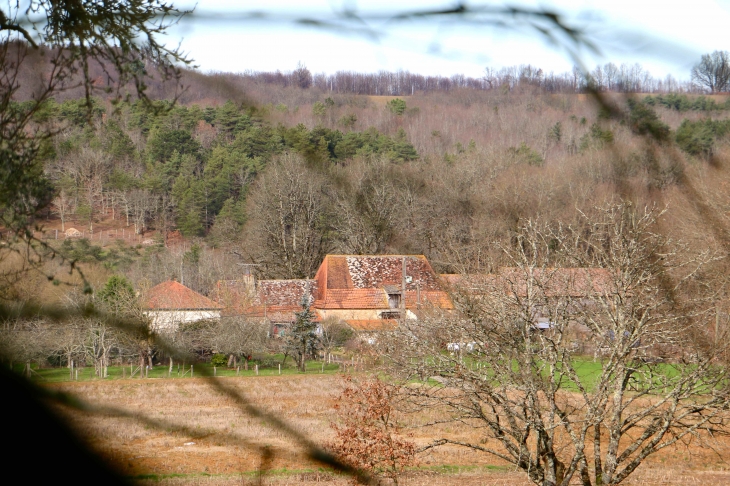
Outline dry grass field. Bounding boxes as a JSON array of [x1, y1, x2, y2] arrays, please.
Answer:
[[50, 374, 730, 485]]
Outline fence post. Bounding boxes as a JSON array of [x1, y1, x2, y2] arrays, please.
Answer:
[[278, 363, 281, 375], [255, 364, 258, 376], [191, 365, 193, 378]]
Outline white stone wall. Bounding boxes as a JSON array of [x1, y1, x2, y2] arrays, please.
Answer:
[[145, 309, 220, 332]]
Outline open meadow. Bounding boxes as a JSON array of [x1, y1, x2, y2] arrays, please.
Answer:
[[48, 373, 730, 485]]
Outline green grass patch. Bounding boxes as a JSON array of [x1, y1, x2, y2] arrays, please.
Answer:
[[19, 357, 343, 383], [407, 354, 695, 394]]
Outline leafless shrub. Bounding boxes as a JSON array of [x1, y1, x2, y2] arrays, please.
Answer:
[[328, 376, 416, 485]]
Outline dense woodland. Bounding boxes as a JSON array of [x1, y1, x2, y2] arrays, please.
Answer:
[[3, 53, 730, 305]]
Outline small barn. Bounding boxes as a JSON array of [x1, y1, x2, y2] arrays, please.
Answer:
[[143, 280, 222, 332]]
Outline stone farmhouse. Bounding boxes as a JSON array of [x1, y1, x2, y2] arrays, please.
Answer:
[[216, 254, 454, 335], [143, 258, 609, 342], [312, 254, 453, 331]]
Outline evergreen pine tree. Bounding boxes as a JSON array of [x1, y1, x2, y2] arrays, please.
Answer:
[[287, 290, 319, 372]]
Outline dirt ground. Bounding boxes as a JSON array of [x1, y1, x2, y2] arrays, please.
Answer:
[[50, 374, 730, 485]]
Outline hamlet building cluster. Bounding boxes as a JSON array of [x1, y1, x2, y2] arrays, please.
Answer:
[[143, 254, 609, 339]]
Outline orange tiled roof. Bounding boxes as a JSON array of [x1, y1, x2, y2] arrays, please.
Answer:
[[314, 255, 453, 310], [145, 281, 222, 310], [447, 268, 612, 298], [405, 290, 455, 310], [216, 279, 317, 322], [440, 274, 462, 285], [316, 288, 389, 309], [498, 267, 612, 297], [346, 319, 398, 332]]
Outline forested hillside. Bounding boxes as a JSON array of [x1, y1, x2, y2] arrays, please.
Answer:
[[12, 66, 730, 299]]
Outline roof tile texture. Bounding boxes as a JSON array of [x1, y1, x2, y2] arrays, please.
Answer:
[[446, 268, 612, 298], [315, 255, 453, 310], [145, 281, 222, 310], [216, 279, 315, 319], [316, 288, 389, 309]]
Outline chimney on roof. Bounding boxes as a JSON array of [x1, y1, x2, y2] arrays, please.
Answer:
[[237, 263, 259, 297], [242, 273, 255, 296]]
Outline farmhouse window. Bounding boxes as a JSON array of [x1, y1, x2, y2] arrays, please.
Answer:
[[387, 293, 401, 309]]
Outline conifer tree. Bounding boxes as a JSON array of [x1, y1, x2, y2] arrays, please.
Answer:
[[286, 291, 318, 372]]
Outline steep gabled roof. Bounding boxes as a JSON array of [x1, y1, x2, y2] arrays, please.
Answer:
[[145, 281, 222, 310], [216, 279, 317, 322], [498, 267, 612, 297], [317, 288, 389, 309], [247, 279, 317, 317], [445, 268, 612, 298], [313, 255, 453, 310]]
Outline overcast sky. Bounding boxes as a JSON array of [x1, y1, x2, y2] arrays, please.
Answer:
[[168, 1, 730, 80]]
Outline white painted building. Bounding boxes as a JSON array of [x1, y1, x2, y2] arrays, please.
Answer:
[[143, 280, 222, 332]]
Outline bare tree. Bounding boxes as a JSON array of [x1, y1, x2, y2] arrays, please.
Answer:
[[0, 318, 54, 375], [332, 160, 404, 254], [243, 152, 333, 279], [202, 316, 269, 367], [57, 147, 113, 231], [319, 316, 354, 363], [51, 188, 73, 232], [382, 203, 729, 486], [49, 321, 84, 374], [128, 189, 156, 235], [691, 50, 730, 93], [83, 318, 117, 378]]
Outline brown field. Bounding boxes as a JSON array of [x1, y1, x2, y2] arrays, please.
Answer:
[[50, 375, 730, 485]]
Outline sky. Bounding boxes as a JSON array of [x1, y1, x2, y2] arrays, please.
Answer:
[[167, 1, 730, 80]]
